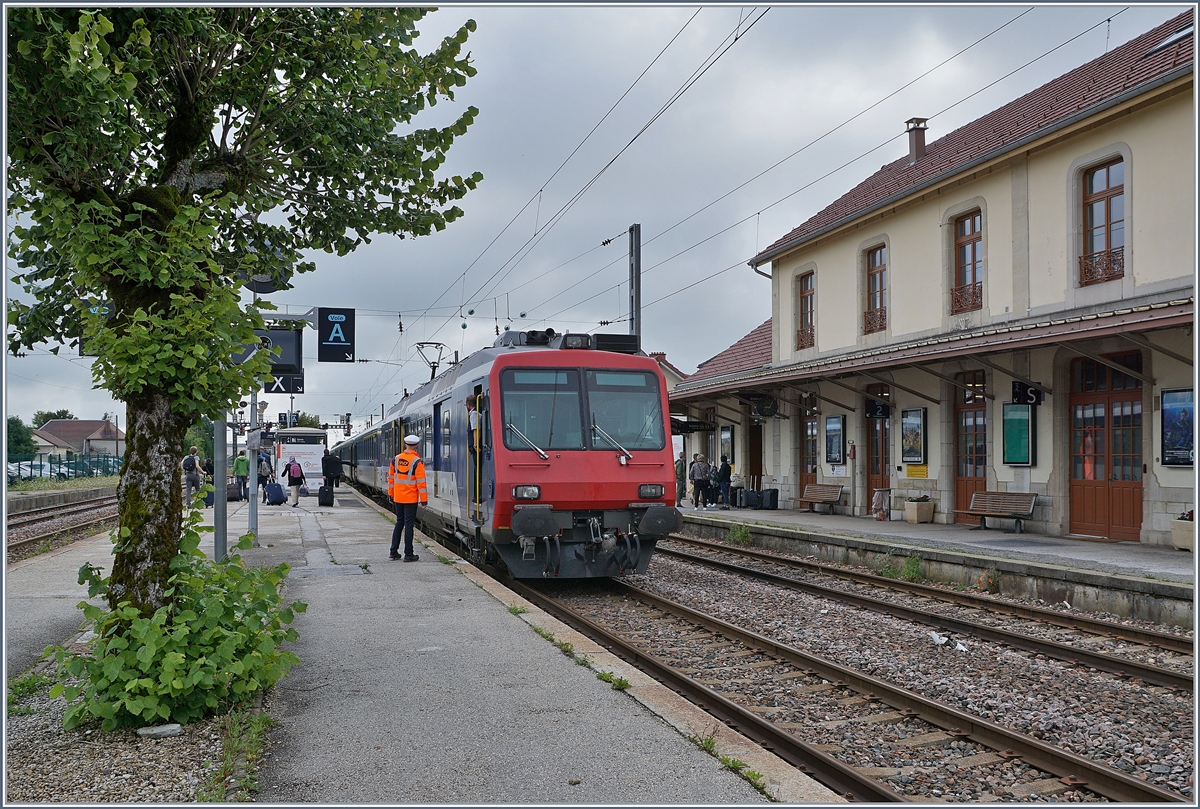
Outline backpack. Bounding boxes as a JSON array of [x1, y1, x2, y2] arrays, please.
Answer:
[[258, 458, 272, 478], [288, 462, 302, 479], [183, 455, 196, 473]]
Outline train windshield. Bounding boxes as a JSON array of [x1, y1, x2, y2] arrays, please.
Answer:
[[586, 370, 665, 451], [500, 369, 584, 450]]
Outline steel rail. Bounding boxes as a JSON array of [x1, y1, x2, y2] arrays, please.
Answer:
[[658, 544, 1192, 692], [669, 534, 1193, 655], [6, 515, 118, 552], [509, 578, 908, 803], [608, 580, 1186, 804], [6, 496, 119, 529]]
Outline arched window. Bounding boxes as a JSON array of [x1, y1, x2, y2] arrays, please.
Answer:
[[1080, 158, 1124, 285]]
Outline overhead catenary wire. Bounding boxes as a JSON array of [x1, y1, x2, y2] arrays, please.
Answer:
[[533, 8, 1130, 328]]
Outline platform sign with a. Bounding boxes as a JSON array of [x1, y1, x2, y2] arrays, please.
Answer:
[[264, 374, 304, 394], [317, 308, 355, 362]]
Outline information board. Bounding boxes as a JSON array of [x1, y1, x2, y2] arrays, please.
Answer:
[[1002, 403, 1036, 466]]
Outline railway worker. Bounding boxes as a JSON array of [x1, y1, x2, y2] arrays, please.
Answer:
[[321, 448, 341, 489], [284, 455, 306, 507], [388, 434, 428, 562], [181, 446, 204, 504], [232, 450, 250, 501], [466, 397, 479, 453], [674, 452, 687, 507]]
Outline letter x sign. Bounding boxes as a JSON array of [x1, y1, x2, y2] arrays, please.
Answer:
[[264, 374, 304, 394], [318, 308, 355, 362]]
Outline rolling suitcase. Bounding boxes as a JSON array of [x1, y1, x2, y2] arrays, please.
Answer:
[[745, 490, 761, 509], [761, 488, 779, 510], [736, 488, 747, 508], [227, 476, 243, 501], [318, 485, 334, 507], [203, 490, 215, 508], [265, 482, 287, 505]]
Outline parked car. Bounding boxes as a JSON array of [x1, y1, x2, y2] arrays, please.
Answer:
[[9, 461, 67, 481]]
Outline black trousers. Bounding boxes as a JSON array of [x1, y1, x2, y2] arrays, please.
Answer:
[[390, 502, 418, 557]]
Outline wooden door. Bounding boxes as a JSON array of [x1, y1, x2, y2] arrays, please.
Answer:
[[954, 370, 988, 525], [1069, 354, 1143, 540], [748, 422, 763, 489], [799, 415, 818, 491], [866, 384, 891, 493]]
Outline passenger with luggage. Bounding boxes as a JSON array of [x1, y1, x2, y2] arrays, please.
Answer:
[[388, 434, 428, 561], [181, 446, 204, 504], [716, 455, 732, 509], [321, 449, 341, 489], [232, 450, 250, 501], [688, 454, 711, 509], [284, 455, 306, 507], [258, 453, 274, 503]]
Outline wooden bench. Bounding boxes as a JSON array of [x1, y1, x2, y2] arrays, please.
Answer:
[[954, 491, 1038, 534], [793, 484, 844, 514]]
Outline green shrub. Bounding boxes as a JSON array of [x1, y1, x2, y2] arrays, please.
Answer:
[[900, 555, 923, 583], [45, 513, 306, 731], [725, 524, 752, 546]]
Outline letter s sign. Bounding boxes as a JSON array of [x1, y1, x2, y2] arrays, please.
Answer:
[[1012, 381, 1044, 405]]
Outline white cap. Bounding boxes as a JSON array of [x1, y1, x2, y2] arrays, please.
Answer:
[[404, 435, 420, 445]]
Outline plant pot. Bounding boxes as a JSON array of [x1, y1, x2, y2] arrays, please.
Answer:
[[905, 501, 935, 524], [1170, 519, 1193, 551]]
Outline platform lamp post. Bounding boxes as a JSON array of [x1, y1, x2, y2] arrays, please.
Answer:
[[248, 393, 262, 545]]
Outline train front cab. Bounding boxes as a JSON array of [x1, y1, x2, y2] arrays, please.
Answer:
[[486, 349, 682, 578]]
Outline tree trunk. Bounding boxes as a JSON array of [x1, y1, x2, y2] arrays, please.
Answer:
[[107, 391, 193, 614]]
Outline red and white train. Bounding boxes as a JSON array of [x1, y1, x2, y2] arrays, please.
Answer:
[[332, 329, 681, 577]]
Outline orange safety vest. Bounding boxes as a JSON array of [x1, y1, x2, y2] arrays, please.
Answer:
[[388, 448, 428, 504]]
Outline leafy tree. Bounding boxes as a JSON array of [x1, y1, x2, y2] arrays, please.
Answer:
[[295, 412, 322, 429], [8, 8, 482, 614], [6, 416, 37, 457], [183, 416, 215, 464], [32, 409, 76, 428]]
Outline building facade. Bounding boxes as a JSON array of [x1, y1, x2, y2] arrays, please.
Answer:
[[671, 13, 1194, 545]]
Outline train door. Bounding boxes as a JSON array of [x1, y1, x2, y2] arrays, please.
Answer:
[[467, 382, 492, 524]]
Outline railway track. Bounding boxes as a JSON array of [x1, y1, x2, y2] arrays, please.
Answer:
[[6, 497, 119, 554], [6, 496, 118, 530], [522, 579, 1186, 803], [657, 536, 1193, 691]]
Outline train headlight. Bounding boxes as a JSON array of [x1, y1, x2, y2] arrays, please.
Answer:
[[638, 484, 665, 499], [563, 333, 592, 349], [513, 485, 541, 500]]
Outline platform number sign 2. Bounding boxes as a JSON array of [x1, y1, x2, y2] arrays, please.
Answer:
[[318, 308, 355, 363]]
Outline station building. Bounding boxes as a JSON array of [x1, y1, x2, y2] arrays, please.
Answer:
[[670, 12, 1195, 545]]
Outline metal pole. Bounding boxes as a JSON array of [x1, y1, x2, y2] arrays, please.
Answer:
[[248, 390, 259, 545], [213, 414, 228, 562], [628, 224, 641, 348]]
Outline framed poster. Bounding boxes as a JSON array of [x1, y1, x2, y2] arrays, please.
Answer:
[[825, 415, 845, 464], [901, 408, 926, 464], [1161, 388, 1194, 466], [720, 425, 734, 465], [1002, 403, 1037, 466]]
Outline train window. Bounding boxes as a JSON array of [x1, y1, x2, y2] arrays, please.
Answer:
[[500, 368, 584, 451], [442, 407, 451, 461], [586, 370, 665, 451]]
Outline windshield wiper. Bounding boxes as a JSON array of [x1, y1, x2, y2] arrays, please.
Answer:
[[505, 423, 549, 460], [592, 416, 633, 461]]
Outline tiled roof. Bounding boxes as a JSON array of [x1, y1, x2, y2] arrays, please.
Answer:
[[31, 427, 73, 449], [38, 419, 124, 451], [753, 11, 1194, 264], [686, 319, 773, 384]]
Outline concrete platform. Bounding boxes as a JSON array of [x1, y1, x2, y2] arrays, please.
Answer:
[[5, 490, 843, 804]]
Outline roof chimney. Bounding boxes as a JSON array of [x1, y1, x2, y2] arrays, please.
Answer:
[[906, 117, 928, 163], [649, 352, 667, 363]]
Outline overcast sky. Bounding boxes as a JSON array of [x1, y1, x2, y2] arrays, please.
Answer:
[[4, 3, 1188, 439]]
